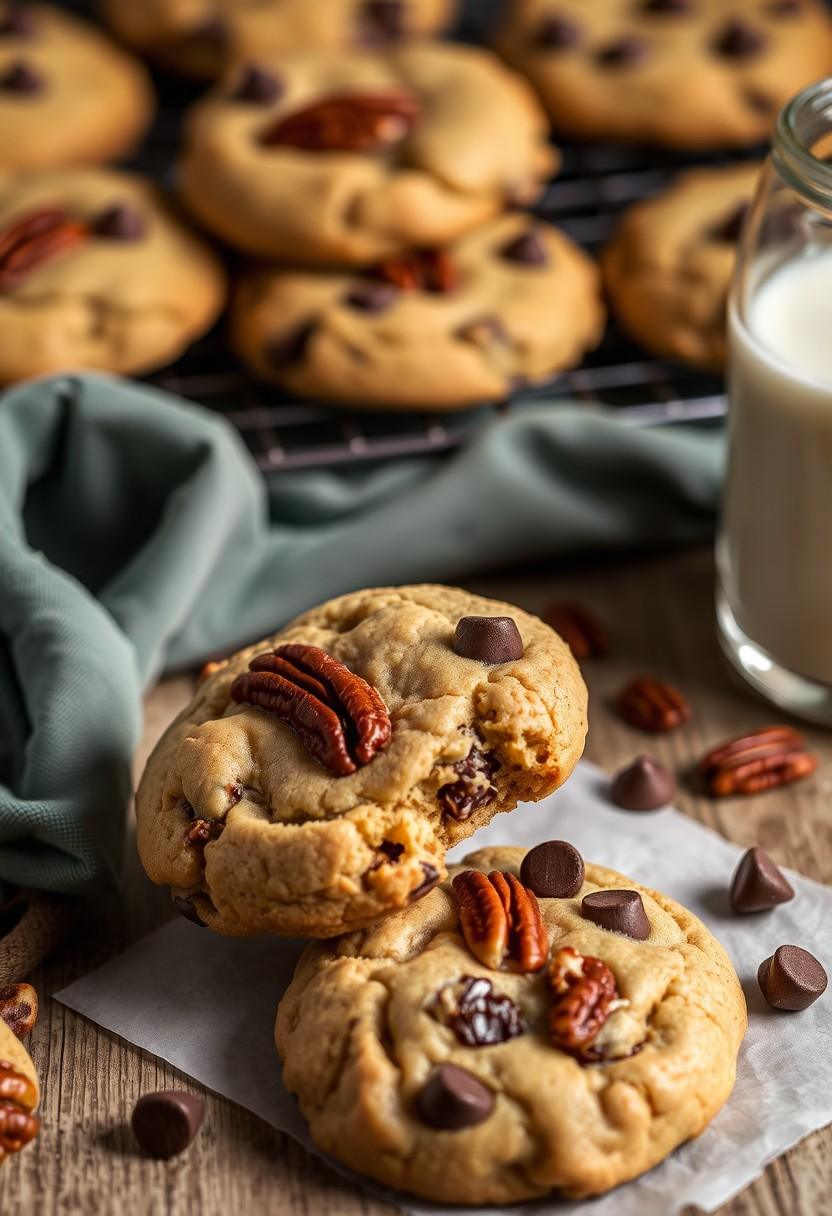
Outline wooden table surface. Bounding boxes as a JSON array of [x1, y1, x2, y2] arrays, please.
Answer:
[[7, 547, 832, 1215]]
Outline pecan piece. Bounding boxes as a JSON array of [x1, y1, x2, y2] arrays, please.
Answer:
[[0, 207, 88, 292], [0, 984, 37, 1039], [701, 726, 818, 796], [617, 676, 691, 733], [374, 248, 458, 294], [230, 643, 392, 777], [0, 1061, 38, 1161], [544, 602, 608, 659], [548, 946, 621, 1062], [261, 89, 420, 152], [453, 870, 547, 973]]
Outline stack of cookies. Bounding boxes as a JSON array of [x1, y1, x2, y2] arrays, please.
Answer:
[[135, 584, 748, 1203]]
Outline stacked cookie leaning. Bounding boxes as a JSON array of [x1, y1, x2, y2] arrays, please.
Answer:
[[136, 585, 747, 1202]]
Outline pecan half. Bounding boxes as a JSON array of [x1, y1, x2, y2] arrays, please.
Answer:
[[438, 738, 500, 822], [260, 89, 420, 152], [230, 643, 392, 777], [544, 602, 608, 660], [701, 726, 818, 796], [0, 1061, 39, 1161], [0, 985, 37, 1039], [0, 207, 88, 292], [617, 676, 691, 733], [374, 248, 458, 294], [453, 870, 547, 973], [548, 946, 621, 1062]]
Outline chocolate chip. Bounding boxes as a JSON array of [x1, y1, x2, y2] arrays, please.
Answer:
[[344, 281, 397, 313], [582, 890, 651, 940], [131, 1091, 204, 1159], [709, 202, 749, 244], [417, 1063, 494, 1129], [171, 891, 207, 927], [232, 64, 282, 104], [712, 18, 765, 58], [642, 0, 690, 11], [0, 59, 42, 93], [596, 36, 649, 67], [380, 840, 405, 863], [533, 14, 581, 49], [266, 323, 315, 369], [445, 977, 525, 1046], [93, 202, 146, 241], [0, 7, 35, 36], [500, 230, 548, 266], [362, 0, 404, 41], [438, 741, 500, 822], [410, 862, 440, 902], [453, 616, 524, 665], [730, 847, 794, 913], [520, 841, 585, 898], [611, 756, 675, 811], [758, 945, 827, 1010]]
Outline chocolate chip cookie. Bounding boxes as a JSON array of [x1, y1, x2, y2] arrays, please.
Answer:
[[497, 0, 832, 149], [231, 214, 604, 410], [178, 42, 556, 264], [0, 168, 226, 383], [136, 587, 587, 938], [102, 0, 457, 79], [603, 162, 761, 369], [0, 1017, 40, 1166], [277, 843, 746, 1204], [0, 4, 153, 170]]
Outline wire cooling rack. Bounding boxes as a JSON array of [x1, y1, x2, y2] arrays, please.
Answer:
[[72, 0, 742, 472]]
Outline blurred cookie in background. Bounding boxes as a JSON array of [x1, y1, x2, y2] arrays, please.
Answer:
[[0, 4, 154, 170], [0, 169, 226, 384], [101, 0, 458, 80], [178, 42, 556, 265], [496, 0, 832, 149], [602, 162, 762, 371], [231, 214, 605, 410]]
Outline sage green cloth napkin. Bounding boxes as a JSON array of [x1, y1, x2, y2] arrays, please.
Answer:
[[0, 374, 723, 894]]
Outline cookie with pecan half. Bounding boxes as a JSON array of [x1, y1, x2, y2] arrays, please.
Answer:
[[136, 586, 587, 938], [276, 844, 745, 1204], [178, 42, 556, 265]]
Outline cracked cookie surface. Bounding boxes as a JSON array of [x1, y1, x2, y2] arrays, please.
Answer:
[[136, 586, 587, 938], [231, 214, 604, 411], [178, 42, 556, 265], [496, 0, 832, 150], [276, 844, 746, 1204], [0, 168, 226, 383], [0, 3, 153, 170], [603, 162, 761, 371]]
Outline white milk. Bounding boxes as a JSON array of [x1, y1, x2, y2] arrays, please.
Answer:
[[721, 250, 832, 684]]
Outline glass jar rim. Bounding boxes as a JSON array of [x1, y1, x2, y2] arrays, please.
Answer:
[[775, 77, 832, 210]]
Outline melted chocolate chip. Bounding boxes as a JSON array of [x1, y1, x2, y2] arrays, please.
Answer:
[[596, 36, 649, 67], [445, 977, 525, 1046], [171, 891, 207, 927], [533, 13, 581, 49], [710, 202, 749, 243], [712, 18, 765, 58], [582, 889, 651, 940], [362, 0, 405, 41], [232, 64, 282, 105], [0, 59, 42, 93], [417, 1063, 494, 1129], [610, 756, 675, 811], [520, 840, 585, 898], [410, 862, 440, 902], [266, 323, 316, 369], [453, 616, 524, 664], [380, 840, 405, 863], [132, 1092, 204, 1159], [730, 847, 794, 913], [438, 740, 500, 822], [501, 229, 548, 266], [93, 202, 146, 241], [343, 281, 398, 313], [758, 945, 827, 1010], [0, 7, 34, 36]]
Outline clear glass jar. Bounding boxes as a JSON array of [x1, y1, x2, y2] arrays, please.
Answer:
[[717, 78, 832, 724]]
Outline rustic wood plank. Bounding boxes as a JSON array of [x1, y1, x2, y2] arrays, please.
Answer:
[[6, 549, 831, 1214]]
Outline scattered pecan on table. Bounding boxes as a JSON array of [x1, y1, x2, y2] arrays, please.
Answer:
[[0, 1062, 39, 1161], [453, 869, 548, 973], [544, 602, 608, 660], [617, 675, 691, 733], [701, 725, 818, 796], [548, 945, 624, 1063], [230, 643, 392, 777], [260, 89, 420, 152], [0, 208, 89, 292]]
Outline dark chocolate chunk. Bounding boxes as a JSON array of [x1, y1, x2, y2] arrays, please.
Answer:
[[610, 756, 675, 811], [582, 889, 651, 940], [362, 0, 405, 41], [758, 944, 827, 1010], [344, 281, 398, 313], [712, 18, 765, 58], [0, 59, 42, 93], [417, 1063, 494, 1129], [520, 840, 585, 898], [501, 229, 548, 266], [380, 840, 405, 863], [596, 36, 649, 67], [131, 1091, 204, 1159], [642, 0, 690, 11], [445, 977, 525, 1047], [438, 741, 500, 822], [232, 64, 283, 105], [533, 14, 581, 49], [453, 616, 524, 664], [265, 323, 316, 369], [410, 862, 440, 902], [93, 202, 146, 241], [0, 7, 35, 36], [171, 891, 207, 928], [730, 847, 794, 913], [710, 202, 749, 243]]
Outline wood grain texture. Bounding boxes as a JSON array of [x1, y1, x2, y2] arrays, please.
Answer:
[[5, 548, 832, 1214]]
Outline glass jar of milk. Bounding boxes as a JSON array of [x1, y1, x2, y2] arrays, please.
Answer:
[[718, 78, 832, 723]]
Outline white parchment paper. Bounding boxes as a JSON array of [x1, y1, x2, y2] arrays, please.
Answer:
[[56, 763, 832, 1215]]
